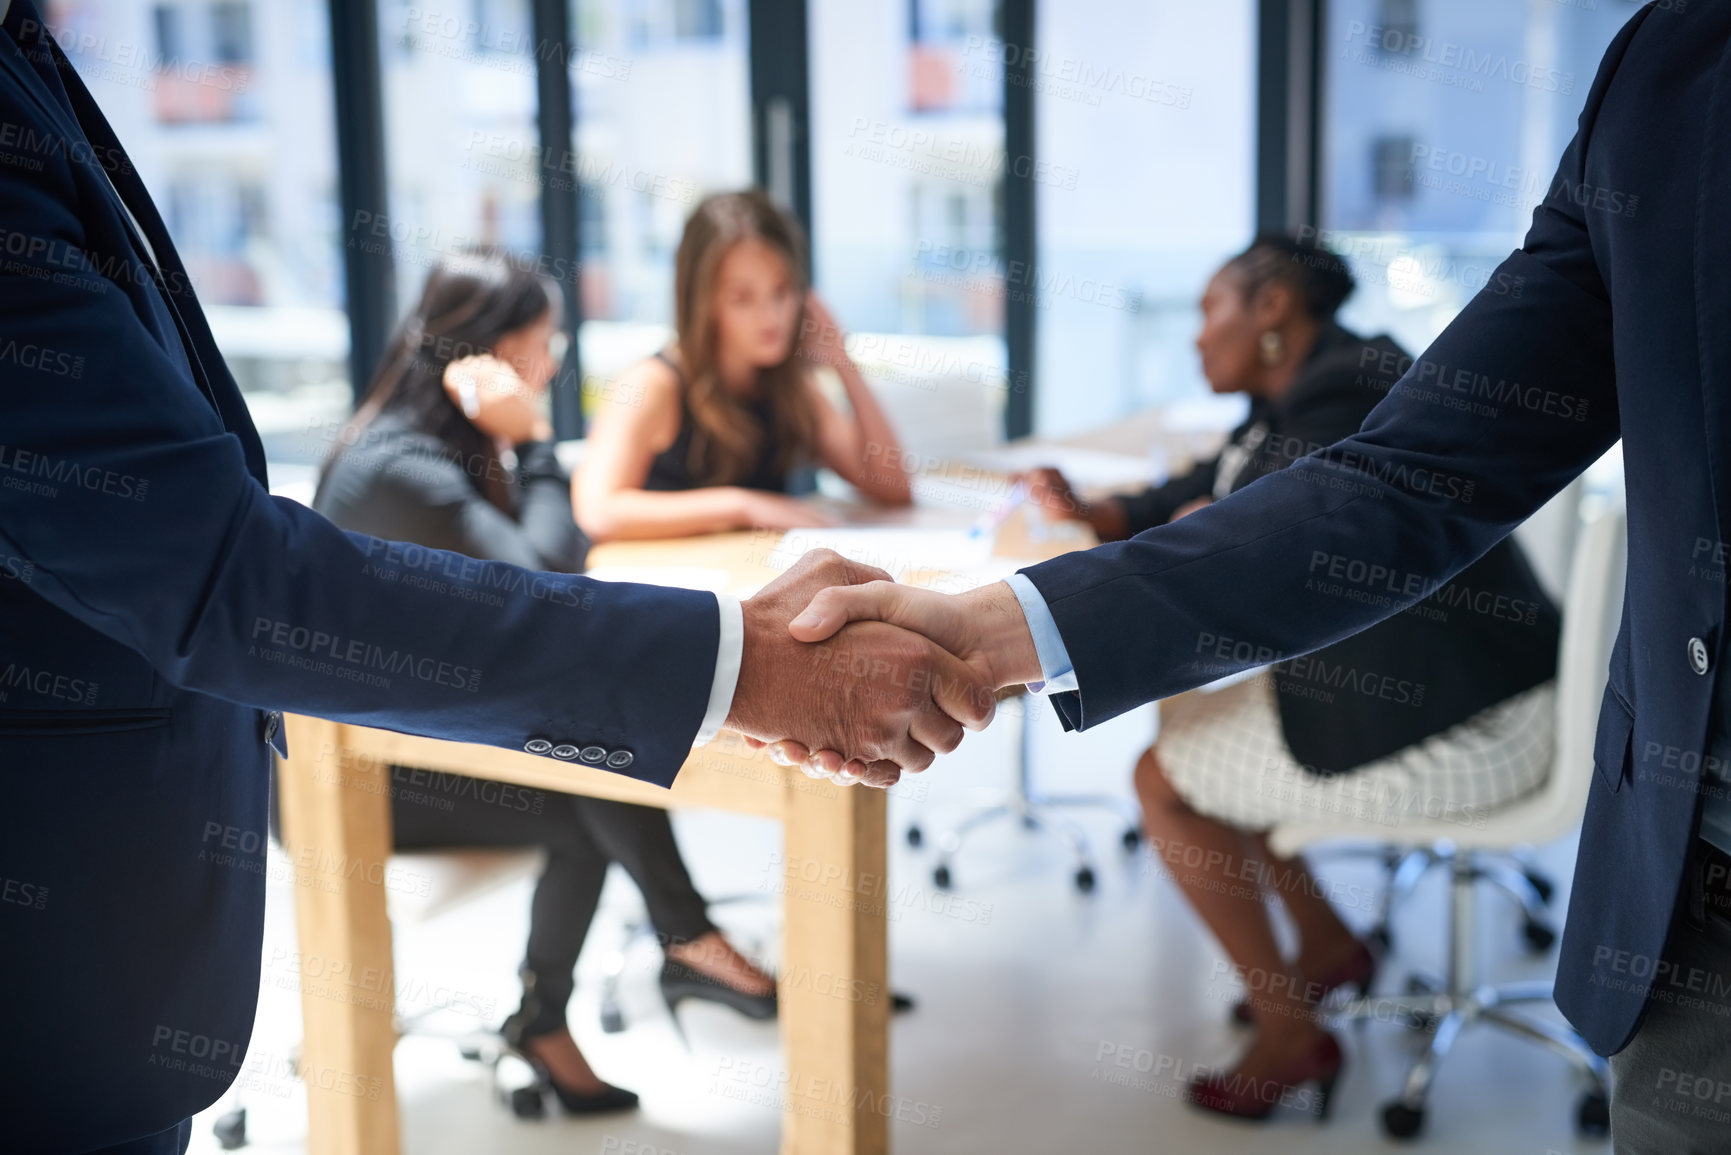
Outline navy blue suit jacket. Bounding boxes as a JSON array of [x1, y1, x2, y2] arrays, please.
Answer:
[[1025, 0, 1717, 1058], [0, 5, 717, 1149]]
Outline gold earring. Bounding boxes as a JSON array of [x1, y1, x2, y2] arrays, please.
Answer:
[[1258, 330, 1284, 366]]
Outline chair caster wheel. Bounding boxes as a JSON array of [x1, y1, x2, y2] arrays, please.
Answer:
[[1577, 1090, 1611, 1137], [509, 1085, 547, 1118], [212, 1107, 247, 1150], [933, 863, 952, 889], [1523, 919, 1557, 953], [1525, 869, 1556, 904], [1075, 866, 1096, 892], [1381, 1100, 1425, 1140], [600, 1004, 626, 1034], [1121, 827, 1141, 850], [459, 1044, 484, 1062], [906, 825, 923, 848]]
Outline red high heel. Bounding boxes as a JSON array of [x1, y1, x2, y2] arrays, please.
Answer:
[[1186, 1031, 1344, 1122], [1230, 939, 1378, 1026]]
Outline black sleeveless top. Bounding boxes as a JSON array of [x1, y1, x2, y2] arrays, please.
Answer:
[[641, 352, 790, 493]]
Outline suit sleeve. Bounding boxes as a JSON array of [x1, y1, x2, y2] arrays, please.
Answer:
[[0, 120, 713, 787], [1019, 8, 1647, 732]]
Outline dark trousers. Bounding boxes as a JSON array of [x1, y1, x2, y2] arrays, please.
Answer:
[[86, 1119, 191, 1155], [1609, 865, 1731, 1153], [388, 766, 715, 1036]]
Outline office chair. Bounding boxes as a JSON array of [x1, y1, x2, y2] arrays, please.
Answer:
[[905, 691, 1143, 892], [1289, 478, 1588, 958], [1266, 496, 1627, 1142]]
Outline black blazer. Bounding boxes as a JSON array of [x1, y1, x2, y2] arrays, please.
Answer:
[[1119, 325, 1560, 777], [0, 5, 719, 1148], [1020, 1, 1719, 1058], [313, 412, 590, 575]]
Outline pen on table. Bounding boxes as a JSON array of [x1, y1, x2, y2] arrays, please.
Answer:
[[971, 479, 1029, 539]]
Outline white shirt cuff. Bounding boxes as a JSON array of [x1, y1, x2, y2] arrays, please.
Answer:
[[695, 592, 743, 746], [1003, 573, 1079, 695]]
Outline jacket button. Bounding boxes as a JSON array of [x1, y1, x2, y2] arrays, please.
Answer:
[[525, 738, 553, 755], [579, 745, 607, 764], [605, 749, 634, 770], [551, 744, 579, 760], [1690, 637, 1711, 676]]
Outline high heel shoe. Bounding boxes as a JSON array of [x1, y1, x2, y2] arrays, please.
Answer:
[[1229, 939, 1378, 1026], [660, 957, 778, 1021], [1186, 1031, 1344, 1122], [500, 1003, 639, 1118], [518, 1050, 640, 1116]]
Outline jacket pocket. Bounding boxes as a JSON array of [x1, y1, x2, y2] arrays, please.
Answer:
[[0, 707, 171, 736], [1592, 683, 1634, 794]]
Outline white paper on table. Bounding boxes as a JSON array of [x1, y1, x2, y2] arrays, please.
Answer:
[[770, 527, 996, 581], [582, 565, 734, 593]]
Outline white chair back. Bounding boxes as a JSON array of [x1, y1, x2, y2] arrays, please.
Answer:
[[1267, 495, 1628, 857], [1513, 478, 1586, 603]]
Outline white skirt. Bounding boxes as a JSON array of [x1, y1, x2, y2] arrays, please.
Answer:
[[1155, 673, 1555, 833]]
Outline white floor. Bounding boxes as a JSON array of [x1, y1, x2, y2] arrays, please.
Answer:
[[191, 697, 1607, 1155]]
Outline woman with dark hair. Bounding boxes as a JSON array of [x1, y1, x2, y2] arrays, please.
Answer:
[[1028, 234, 1561, 1121], [575, 189, 911, 541], [312, 249, 776, 1117]]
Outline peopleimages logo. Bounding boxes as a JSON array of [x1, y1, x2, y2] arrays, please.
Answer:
[[0, 662, 99, 705], [0, 444, 147, 500], [248, 617, 482, 692]]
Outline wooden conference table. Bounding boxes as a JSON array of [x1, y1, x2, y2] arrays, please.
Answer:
[[274, 493, 1104, 1155]]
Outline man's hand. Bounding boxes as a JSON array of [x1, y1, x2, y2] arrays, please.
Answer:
[[790, 580, 1043, 688], [725, 550, 997, 788], [763, 579, 1044, 774]]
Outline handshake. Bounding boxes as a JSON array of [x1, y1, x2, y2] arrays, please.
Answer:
[[721, 549, 1046, 789]]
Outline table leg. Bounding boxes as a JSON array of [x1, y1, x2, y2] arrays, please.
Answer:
[[275, 715, 401, 1155], [779, 781, 890, 1155]]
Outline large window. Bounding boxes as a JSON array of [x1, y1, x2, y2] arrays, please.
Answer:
[[46, 3, 1597, 472], [570, 0, 751, 319], [812, 0, 1003, 343], [376, 0, 544, 316], [807, 0, 1007, 464], [1033, 0, 1255, 437], [1321, 0, 1642, 357], [567, 0, 753, 411], [44, 0, 348, 471]]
